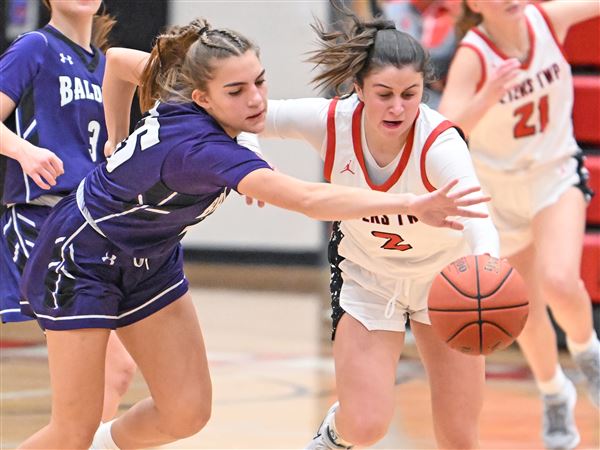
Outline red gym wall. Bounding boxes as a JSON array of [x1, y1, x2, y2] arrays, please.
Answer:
[[567, 17, 600, 304]]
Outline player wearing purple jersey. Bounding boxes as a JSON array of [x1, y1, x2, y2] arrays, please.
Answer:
[[18, 18, 492, 449], [0, 0, 135, 423]]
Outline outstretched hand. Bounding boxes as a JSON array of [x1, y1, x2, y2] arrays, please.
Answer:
[[17, 143, 64, 190], [411, 179, 490, 230]]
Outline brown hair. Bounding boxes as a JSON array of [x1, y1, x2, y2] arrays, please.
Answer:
[[307, 0, 434, 96], [456, 1, 483, 41], [138, 18, 258, 112], [42, 0, 115, 53]]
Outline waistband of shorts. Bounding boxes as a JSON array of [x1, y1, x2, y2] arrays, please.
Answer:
[[5, 194, 64, 209], [76, 180, 107, 238], [474, 154, 576, 180]]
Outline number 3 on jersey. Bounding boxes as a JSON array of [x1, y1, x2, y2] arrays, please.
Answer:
[[513, 94, 549, 138], [88, 120, 100, 162]]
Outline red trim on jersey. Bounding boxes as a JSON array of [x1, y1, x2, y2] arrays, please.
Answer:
[[533, 3, 568, 61], [351, 102, 418, 192], [458, 43, 487, 93], [324, 97, 339, 182], [471, 18, 536, 70], [420, 121, 456, 193]]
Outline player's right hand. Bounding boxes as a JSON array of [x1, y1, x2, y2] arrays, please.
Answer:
[[482, 58, 521, 106], [104, 139, 117, 157], [17, 142, 64, 190]]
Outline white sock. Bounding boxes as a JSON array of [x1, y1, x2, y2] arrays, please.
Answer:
[[537, 365, 568, 396], [326, 410, 353, 448], [567, 332, 599, 356], [90, 419, 119, 450]]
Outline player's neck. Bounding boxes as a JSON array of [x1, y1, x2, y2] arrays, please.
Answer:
[[363, 120, 409, 168], [481, 19, 530, 62], [49, 14, 94, 52]]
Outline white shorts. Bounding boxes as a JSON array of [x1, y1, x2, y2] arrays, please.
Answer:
[[337, 260, 435, 333], [475, 154, 591, 258]]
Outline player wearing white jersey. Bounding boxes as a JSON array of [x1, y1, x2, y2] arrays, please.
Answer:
[[261, 4, 500, 449], [440, 2, 600, 449], [265, 96, 498, 326]]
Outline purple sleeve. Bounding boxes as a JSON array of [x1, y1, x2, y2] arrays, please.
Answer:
[[0, 32, 48, 103], [162, 139, 272, 194]]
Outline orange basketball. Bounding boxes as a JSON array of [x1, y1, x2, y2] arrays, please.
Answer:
[[428, 254, 529, 355]]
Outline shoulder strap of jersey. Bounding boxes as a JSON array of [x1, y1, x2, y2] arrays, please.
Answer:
[[530, 3, 568, 61], [420, 121, 463, 192], [324, 97, 339, 182]]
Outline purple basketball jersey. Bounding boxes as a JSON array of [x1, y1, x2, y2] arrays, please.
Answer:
[[79, 101, 271, 257], [0, 25, 107, 204]]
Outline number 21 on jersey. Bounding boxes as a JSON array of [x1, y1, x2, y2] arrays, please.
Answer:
[[513, 94, 549, 138]]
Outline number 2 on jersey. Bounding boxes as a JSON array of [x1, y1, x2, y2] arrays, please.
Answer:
[[513, 95, 549, 138], [371, 231, 412, 251]]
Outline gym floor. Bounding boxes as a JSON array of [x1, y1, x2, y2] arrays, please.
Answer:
[[1, 265, 598, 449]]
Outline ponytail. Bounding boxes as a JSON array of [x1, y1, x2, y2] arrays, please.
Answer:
[[138, 18, 257, 112], [308, 0, 434, 95], [456, 1, 483, 41]]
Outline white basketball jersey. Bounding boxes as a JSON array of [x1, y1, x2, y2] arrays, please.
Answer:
[[325, 95, 469, 279], [461, 4, 578, 172]]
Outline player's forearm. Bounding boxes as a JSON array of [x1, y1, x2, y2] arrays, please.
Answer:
[[441, 92, 494, 136], [462, 216, 500, 257], [0, 121, 28, 160], [299, 182, 417, 221]]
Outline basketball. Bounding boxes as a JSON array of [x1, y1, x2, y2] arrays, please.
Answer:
[[428, 254, 529, 355]]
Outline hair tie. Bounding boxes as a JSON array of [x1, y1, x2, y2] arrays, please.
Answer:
[[376, 21, 396, 31], [197, 25, 210, 36]]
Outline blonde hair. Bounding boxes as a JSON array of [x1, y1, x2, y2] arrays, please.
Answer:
[[138, 18, 258, 112], [42, 0, 115, 53]]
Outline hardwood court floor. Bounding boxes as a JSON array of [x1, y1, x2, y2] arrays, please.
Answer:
[[1, 284, 599, 449]]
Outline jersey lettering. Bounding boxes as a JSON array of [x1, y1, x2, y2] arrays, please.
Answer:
[[362, 215, 390, 225], [59, 75, 102, 107]]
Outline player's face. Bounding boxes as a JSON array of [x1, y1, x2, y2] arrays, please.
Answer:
[[49, 0, 102, 17], [193, 51, 267, 138], [467, 0, 526, 23], [356, 64, 423, 141]]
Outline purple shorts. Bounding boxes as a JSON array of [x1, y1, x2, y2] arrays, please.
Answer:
[[1, 204, 52, 322], [20, 195, 189, 331]]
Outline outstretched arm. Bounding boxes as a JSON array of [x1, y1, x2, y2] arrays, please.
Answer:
[[102, 48, 150, 154], [424, 128, 500, 256], [237, 168, 489, 228], [539, 0, 600, 43]]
